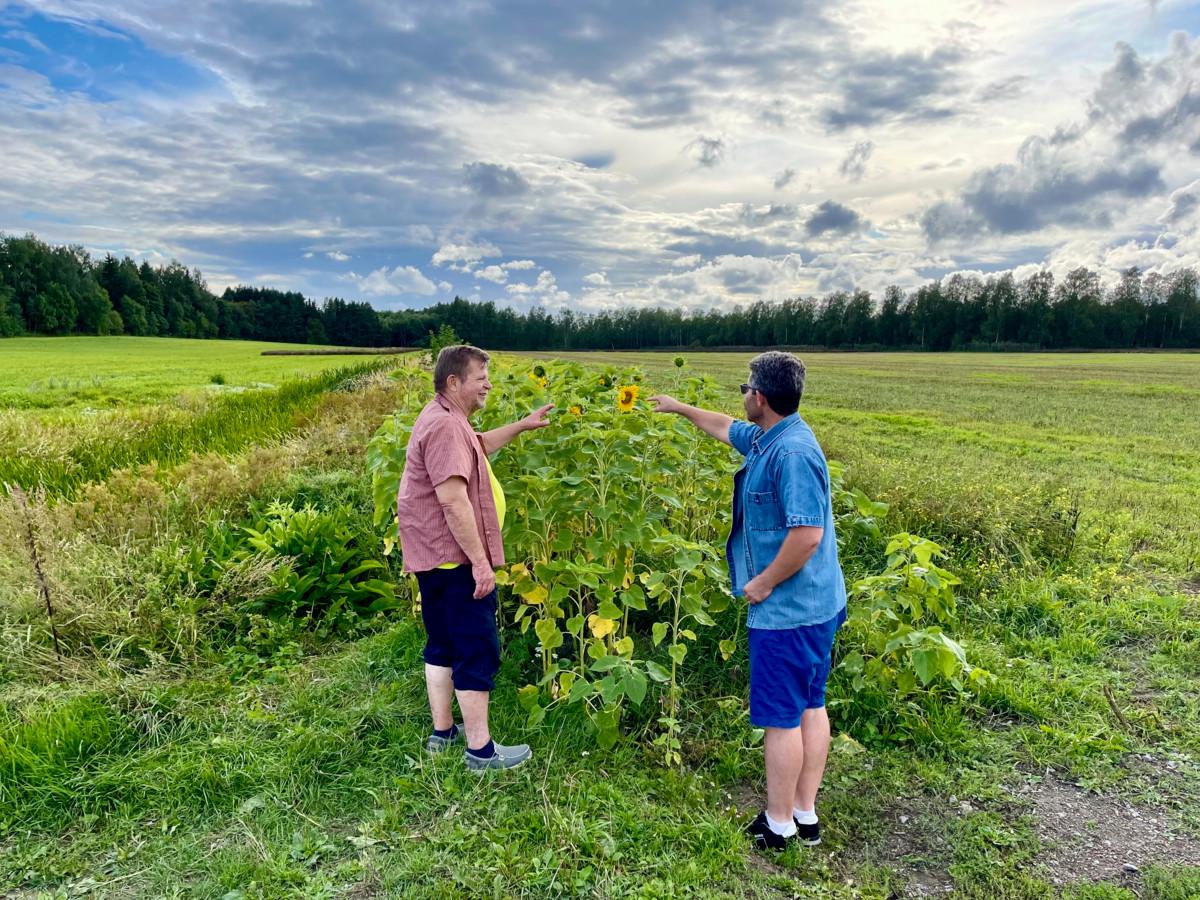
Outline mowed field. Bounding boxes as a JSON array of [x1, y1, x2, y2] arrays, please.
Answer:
[[0, 337, 378, 410], [1, 341, 1199, 899]]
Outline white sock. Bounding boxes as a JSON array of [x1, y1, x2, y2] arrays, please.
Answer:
[[793, 807, 818, 825], [766, 812, 797, 838]]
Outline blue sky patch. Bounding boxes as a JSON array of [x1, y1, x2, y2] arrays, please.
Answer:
[[0, 7, 218, 101]]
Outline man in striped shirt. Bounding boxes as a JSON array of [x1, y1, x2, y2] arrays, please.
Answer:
[[397, 345, 552, 771]]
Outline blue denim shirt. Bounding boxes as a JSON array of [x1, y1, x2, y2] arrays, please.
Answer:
[[727, 414, 848, 629]]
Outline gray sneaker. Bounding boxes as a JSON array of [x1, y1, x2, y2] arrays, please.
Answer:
[[464, 742, 532, 771], [426, 725, 463, 754]]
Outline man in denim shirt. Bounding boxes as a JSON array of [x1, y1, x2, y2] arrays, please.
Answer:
[[652, 351, 847, 851]]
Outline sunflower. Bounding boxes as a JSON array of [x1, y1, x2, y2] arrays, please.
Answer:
[[616, 384, 639, 411], [569, 404, 583, 416]]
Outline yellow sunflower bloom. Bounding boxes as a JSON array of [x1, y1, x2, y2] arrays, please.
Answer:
[[616, 384, 639, 411], [569, 405, 583, 416]]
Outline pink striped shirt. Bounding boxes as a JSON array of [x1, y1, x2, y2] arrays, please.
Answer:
[[396, 393, 505, 573]]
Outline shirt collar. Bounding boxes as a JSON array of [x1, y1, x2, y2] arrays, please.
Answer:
[[751, 413, 800, 453], [434, 392, 471, 424]]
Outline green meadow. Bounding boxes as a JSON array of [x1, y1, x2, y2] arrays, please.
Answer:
[[1, 342, 1198, 899], [546, 351, 1200, 575]]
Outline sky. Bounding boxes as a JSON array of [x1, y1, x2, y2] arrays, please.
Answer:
[[1, 0, 1199, 313]]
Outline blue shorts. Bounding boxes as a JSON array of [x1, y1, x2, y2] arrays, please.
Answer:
[[415, 566, 501, 692], [748, 607, 846, 728]]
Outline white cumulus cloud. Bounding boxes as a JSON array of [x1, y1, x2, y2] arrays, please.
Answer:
[[350, 265, 439, 296]]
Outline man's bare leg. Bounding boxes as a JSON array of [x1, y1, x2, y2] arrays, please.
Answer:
[[794, 706, 831, 812], [425, 663, 455, 731], [764, 725, 806, 824], [456, 689, 492, 750]]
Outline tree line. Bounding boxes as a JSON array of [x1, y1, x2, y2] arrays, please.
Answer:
[[2, 232, 1197, 350]]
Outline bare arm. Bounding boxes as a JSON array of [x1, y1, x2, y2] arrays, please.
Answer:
[[433, 476, 495, 599], [478, 403, 554, 454], [649, 394, 734, 446], [742, 526, 824, 604]]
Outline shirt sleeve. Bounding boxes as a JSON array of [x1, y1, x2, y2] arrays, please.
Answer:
[[728, 420, 760, 457], [777, 449, 829, 528], [423, 419, 476, 488]]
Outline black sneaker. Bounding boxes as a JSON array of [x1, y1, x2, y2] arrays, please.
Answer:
[[792, 817, 821, 846], [745, 811, 793, 851]]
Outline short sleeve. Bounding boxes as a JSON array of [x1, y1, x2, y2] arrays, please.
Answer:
[[423, 419, 476, 487], [778, 450, 829, 528], [728, 420, 760, 457]]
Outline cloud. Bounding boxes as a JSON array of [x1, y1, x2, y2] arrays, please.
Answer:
[[805, 200, 865, 237], [1074, 35, 1200, 153], [431, 240, 501, 270], [741, 203, 797, 227], [922, 140, 1164, 240], [576, 152, 615, 169], [819, 46, 962, 130], [350, 264, 438, 297], [326, 250, 349, 261], [476, 264, 508, 283], [686, 135, 725, 168], [583, 271, 609, 286], [773, 167, 796, 190], [838, 141, 873, 182], [502, 259, 536, 270], [1161, 180, 1200, 225], [505, 269, 570, 306], [581, 254, 806, 309], [463, 162, 530, 198], [977, 75, 1029, 103]]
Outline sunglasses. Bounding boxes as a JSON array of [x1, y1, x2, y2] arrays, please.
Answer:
[[739, 383, 759, 395]]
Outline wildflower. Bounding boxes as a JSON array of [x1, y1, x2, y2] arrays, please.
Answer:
[[616, 384, 639, 411]]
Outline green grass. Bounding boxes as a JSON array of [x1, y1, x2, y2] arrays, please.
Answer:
[[1, 348, 1199, 897], [0, 339, 405, 495], [0, 337, 371, 411]]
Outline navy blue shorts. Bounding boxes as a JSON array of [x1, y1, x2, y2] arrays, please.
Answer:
[[415, 566, 500, 692], [748, 607, 846, 728]]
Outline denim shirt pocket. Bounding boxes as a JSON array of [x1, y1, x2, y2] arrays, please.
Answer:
[[746, 490, 785, 531]]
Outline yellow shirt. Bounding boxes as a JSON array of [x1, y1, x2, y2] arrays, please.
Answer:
[[437, 455, 505, 569]]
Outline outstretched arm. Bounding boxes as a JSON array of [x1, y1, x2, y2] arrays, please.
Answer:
[[479, 403, 554, 454], [649, 394, 733, 446]]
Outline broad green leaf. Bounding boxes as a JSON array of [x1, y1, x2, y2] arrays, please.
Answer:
[[667, 643, 688, 665], [652, 622, 669, 646], [621, 586, 647, 610], [645, 661, 671, 683], [912, 647, 939, 685], [588, 654, 622, 672], [534, 618, 564, 651], [517, 684, 540, 711], [623, 669, 648, 707]]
